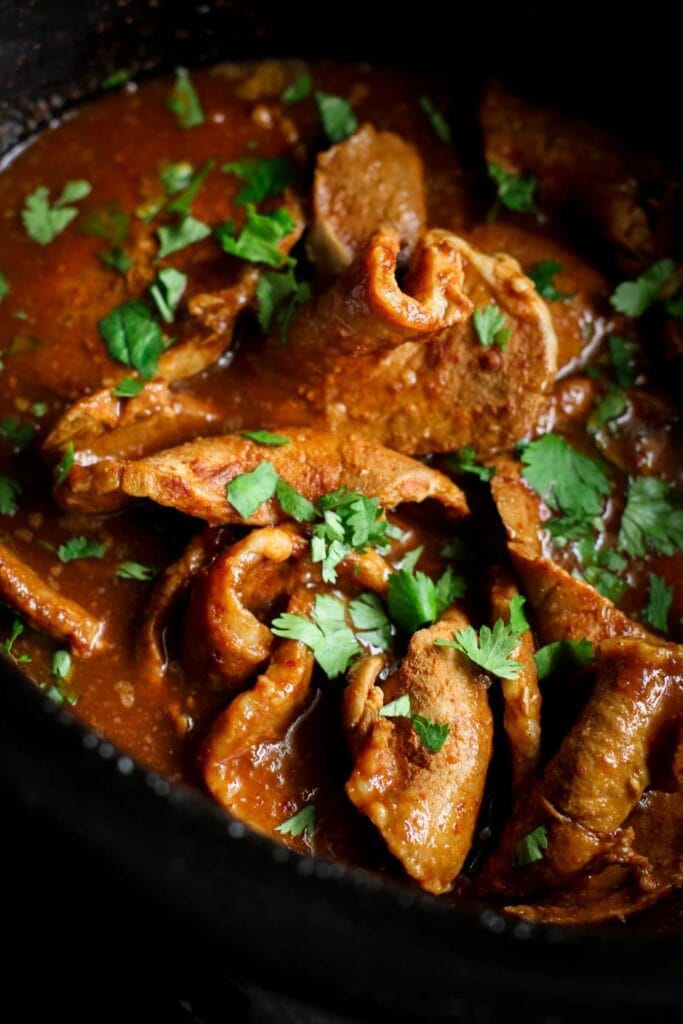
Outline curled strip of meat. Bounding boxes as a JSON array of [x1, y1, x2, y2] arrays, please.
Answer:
[[119, 428, 468, 525], [308, 123, 427, 276], [201, 590, 315, 827], [183, 524, 307, 690], [489, 567, 541, 795], [0, 542, 104, 655], [136, 528, 230, 687], [283, 228, 471, 373], [490, 458, 649, 644], [344, 608, 493, 894]]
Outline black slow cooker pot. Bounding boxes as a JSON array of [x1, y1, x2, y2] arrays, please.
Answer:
[[1, 3, 681, 1020]]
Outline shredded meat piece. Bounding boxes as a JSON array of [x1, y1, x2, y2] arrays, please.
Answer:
[[0, 542, 104, 655], [344, 608, 493, 894], [307, 123, 426, 276], [480, 83, 680, 274], [118, 428, 469, 525]]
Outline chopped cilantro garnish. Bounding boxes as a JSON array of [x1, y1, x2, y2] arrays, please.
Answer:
[[399, 546, 423, 573], [315, 91, 358, 143], [411, 715, 450, 753], [312, 489, 389, 584], [102, 68, 134, 89], [0, 416, 35, 452], [608, 335, 638, 388], [388, 563, 465, 635], [222, 156, 295, 206], [215, 205, 295, 267], [589, 386, 629, 432], [226, 461, 279, 518], [610, 258, 676, 318], [514, 825, 548, 867], [116, 561, 157, 581], [618, 476, 683, 558], [241, 430, 291, 446], [521, 434, 611, 523], [435, 618, 523, 679], [55, 441, 75, 486], [46, 678, 78, 706], [160, 161, 195, 195], [112, 376, 144, 398], [79, 203, 128, 244], [642, 573, 673, 633], [527, 260, 573, 302], [473, 304, 511, 349], [379, 694, 411, 718], [256, 266, 311, 343], [57, 536, 105, 563], [281, 73, 312, 105], [98, 298, 164, 379], [272, 593, 361, 678], [448, 447, 494, 482], [99, 247, 132, 274], [534, 639, 594, 680], [166, 159, 215, 216], [488, 163, 537, 216], [581, 546, 628, 604], [166, 67, 204, 129], [3, 618, 30, 660], [418, 96, 451, 143], [31, 402, 48, 418], [666, 294, 683, 318], [0, 271, 9, 302], [274, 477, 317, 522], [157, 215, 212, 258], [148, 267, 187, 323], [508, 593, 530, 635], [275, 804, 316, 837], [51, 649, 72, 680], [0, 475, 22, 515], [348, 593, 392, 651], [22, 181, 91, 245]]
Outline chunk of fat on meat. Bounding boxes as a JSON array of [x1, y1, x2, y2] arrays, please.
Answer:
[[0, 542, 104, 655], [119, 428, 469, 525], [343, 609, 493, 894], [316, 231, 558, 456], [490, 458, 649, 645], [44, 382, 227, 514], [200, 591, 315, 833], [307, 123, 427, 276], [480, 83, 681, 274], [468, 222, 619, 372]]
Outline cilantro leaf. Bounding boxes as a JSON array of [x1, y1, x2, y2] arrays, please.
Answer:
[[534, 639, 594, 680], [582, 559, 627, 604], [388, 563, 464, 635], [112, 377, 144, 398], [488, 163, 538, 215], [166, 67, 204, 129], [589, 386, 628, 432], [666, 294, 683, 318], [521, 434, 611, 521], [418, 96, 451, 143], [514, 825, 548, 867], [22, 181, 91, 245], [618, 476, 683, 558], [274, 477, 317, 523], [275, 804, 316, 837], [222, 156, 295, 206], [160, 161, 195, 195], [272, 593, 361, 678], [282, 73, 312, 105], [79, 203, 128, 244], [608, 335, 638, 387], [312, 489, 388, 584], [379, 694, 412, 718], [99, 299, 164, 379], [610, 258, 676, 317], [399, 546, 423, 573], [0, 474, 22, 515], [157, 215, 211, 258], [527, 260, 573, 302], [116, 561, 157, 581], [508, 593, 530, 635], [448, 446, 494, 482], [349, 593, 392, 651], [166, 159, 215, 216], [102, 68, 134, 89], [0, 416, 35, 452], [51, 649, 72, 679], [256, 266, 311, 343], [434, 564, 466, 611], [435, 618, 523, 679], [0, 271, 9, 302], [3, 618, 29, 660], [98, 247, 131, 274], [55, 441, 75, 486], [148, 267, 187, 323], [57, 536, 105, 562], [215, 205, 295, 267], [473, 304, 511, 349], [315, 91, 358, 143], [46, 678, 78, 706], [412, 715, 450, 753], [241, 430, 291, 446], [642, 573, 673, 633], [226, 461, 279, 518]]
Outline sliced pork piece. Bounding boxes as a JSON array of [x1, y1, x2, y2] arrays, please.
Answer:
[[315, 231, 557, 456], [490, 458, 648, 644], [308, 124, 426, 276], [480, 84, 680, 274], [119, 428, 469, 525], [344, 608, 493, 894], [0, 542, 104, 655]]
